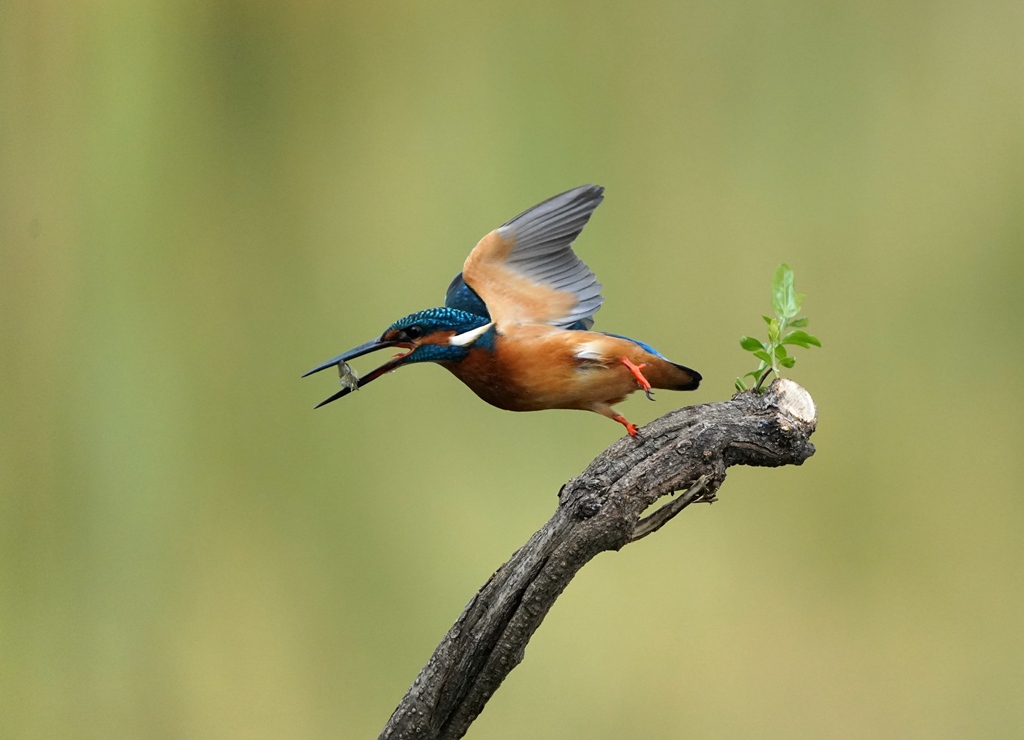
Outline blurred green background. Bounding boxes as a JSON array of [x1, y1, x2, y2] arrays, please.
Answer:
[[2, 1, 1023, 738]]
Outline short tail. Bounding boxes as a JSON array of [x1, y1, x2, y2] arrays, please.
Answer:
[[667, 362, 701, 391]]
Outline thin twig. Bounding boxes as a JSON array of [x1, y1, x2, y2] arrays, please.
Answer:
[[630, 474, 714, 542]]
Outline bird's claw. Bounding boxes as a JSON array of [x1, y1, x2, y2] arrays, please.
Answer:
[[620, 356, 654, 398], [612, 413, 639, 437]]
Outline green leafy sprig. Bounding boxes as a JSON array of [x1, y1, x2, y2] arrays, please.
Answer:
[[735, 264, 820, 393]]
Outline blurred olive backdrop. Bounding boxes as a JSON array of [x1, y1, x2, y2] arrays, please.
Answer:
[[3, 1, 1023, 739]]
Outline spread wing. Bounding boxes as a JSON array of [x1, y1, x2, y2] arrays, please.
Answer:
[[461, 185, 605, 330]]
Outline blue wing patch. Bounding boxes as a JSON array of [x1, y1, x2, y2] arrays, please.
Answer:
[[600, 332, 668, 359], [444, 272, 490, 319]]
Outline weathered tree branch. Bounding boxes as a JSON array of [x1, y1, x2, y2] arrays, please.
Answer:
[[380, 379, 818, 740]]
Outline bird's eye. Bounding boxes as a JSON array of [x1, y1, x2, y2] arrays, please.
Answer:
[[404, 325, 423, 340]]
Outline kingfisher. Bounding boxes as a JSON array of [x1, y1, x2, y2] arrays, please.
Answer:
[[303, 185, 701, 436]]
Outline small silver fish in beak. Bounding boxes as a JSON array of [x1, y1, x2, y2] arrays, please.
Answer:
[[338, 361, 360, 393]]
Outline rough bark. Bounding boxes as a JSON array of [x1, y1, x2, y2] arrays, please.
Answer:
[[379, 379, 818, 740]]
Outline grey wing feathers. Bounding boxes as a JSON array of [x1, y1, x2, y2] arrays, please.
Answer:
[[497, 184, 605, 330]]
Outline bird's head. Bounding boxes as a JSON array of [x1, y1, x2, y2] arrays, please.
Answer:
[[303, 307, 494, 408]]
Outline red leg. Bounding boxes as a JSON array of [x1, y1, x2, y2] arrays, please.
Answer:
[[591, 403, 641, 438], [612, 413, 639, 437], [620, 356, 655, 400]]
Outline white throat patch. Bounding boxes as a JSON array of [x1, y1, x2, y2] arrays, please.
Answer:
[[449, 322, 494, 347]]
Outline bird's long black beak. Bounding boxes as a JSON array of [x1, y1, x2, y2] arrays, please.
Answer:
[[302, 338, 395, 378], [302, 337, 411, 408]]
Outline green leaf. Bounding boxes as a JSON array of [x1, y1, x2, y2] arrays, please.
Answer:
[[753, 350, 772, 363], [771, 264, 793, 317], [771, 264, 803, 319], [735, 377, 747, 392], [768, 318, 780, 343], [779, 356, 796, 368], [775, 344, 788, 359], [740, 336, 764, 351], [789, 317, 809, 327], [762, 315, 774, 325], [744, 362, 767, 380], [782, 330, 821, 348]]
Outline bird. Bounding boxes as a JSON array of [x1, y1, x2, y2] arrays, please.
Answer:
[[303, 185, 701, 437]]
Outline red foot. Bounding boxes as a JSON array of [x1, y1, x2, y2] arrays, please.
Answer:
[[612, 413, 639, 437], [620, 356, 655, 400]]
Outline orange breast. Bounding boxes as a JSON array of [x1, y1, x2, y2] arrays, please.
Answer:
[[443, 328, 691, 412]]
